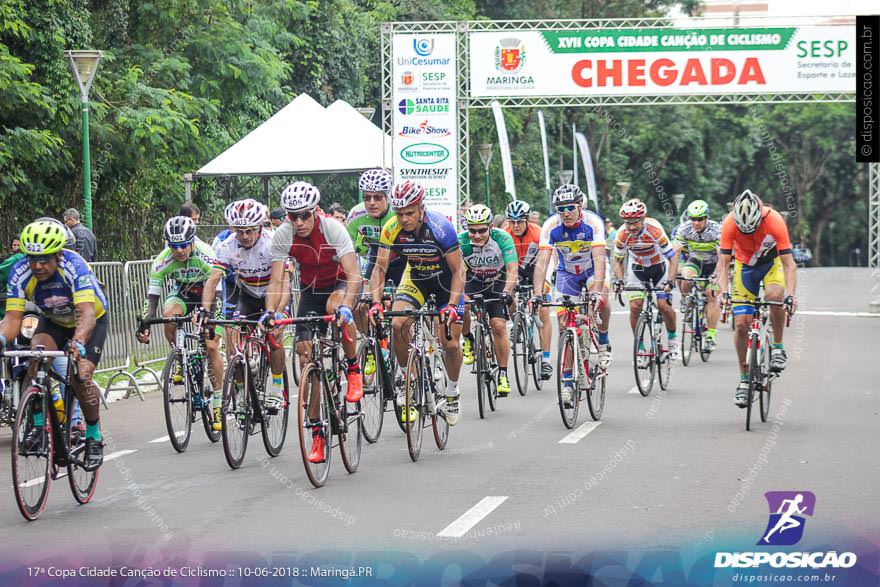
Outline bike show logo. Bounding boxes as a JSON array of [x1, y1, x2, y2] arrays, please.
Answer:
[[398, 119, 451, 137], [400, 143, 449, 165], [397, 97, 451, 115], [714, 491, 858, 570], [485, 37, 534, 90]]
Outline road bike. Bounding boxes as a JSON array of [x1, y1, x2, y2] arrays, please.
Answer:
[[510, 284, 544, 395], [357, 292, 402, 443], [465, 294, 507, 419], [5, 346, 99, 521], [619, 283, 672, 396], [679, 277, 713, 365]]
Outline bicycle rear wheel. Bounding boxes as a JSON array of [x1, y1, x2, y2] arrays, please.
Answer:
[[745, 341, 760, 431], [261, 370, 290, 457], [221, 355, 250, 469], [759, 331, 772, 422], [474, 324, 487, 419], [633, 315, 655, 396], [485, 333, 497, 413], [404, 352, 425, 462], [12, 386, 53, 521], [557, 330, 579, 429], [337, 365, 362, 474], [511, 314, 529, 396], [586, 343, 605, 421], [431, 352, 449, 450], [200, 380, 221, 443], [357, 339, 384, 443], [67, 407, 98, 505], [298, 363, 331, 487], [161, 350, 192, 453], [680, 303, 693, 366], [658, 327, 672, 391]]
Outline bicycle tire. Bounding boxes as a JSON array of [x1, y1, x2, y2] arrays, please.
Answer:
[[200, 375, 221, 443], [357, 339, 384, 443], [511, 314, 529, 396], [680, 302, 693, 366], [633, 315, 655, 396], [746, 339, 760, 431], [261, 369, 290, 457], [404, 352, 425, 462], [298, 363, 331, 487], [586, 341, 605, 421], [485, 329, 497, 412], [431, 352, 449, 450], [658, 325, 672, 391], [337, 364, 362, 474], [698, 304, 711, 362], [66, 403, 98, 505], [161, 350, 192, 453], [530, 319, 543, 390], [474, 324, 487, 419], [12, 386, 53, 521], [759, 331, 772, 423], [221, 355, 250, 469], [557, 330, 579, 429]]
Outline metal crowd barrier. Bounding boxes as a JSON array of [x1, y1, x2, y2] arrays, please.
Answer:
[[123, 259, 167, 395]]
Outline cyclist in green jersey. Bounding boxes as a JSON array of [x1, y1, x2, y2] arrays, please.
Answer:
[[458, 205, 519, 396], [135, 217, 224, 424]]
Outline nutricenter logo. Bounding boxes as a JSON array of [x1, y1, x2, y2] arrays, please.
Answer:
[[400, 143, 449, 165], [714, 491, 857, 570]]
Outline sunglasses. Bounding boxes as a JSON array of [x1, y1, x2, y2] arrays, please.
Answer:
[[168, 241, 191, 250], [288, 211, 313, 222], [624, 219, 642, 226], [233, 227, 260, 236], [689, 216, 708, 221], [362, 194, 387, 202], [26, 255, 54, 265], [468, 227, 489, 235], [555, 205, 578, 214]]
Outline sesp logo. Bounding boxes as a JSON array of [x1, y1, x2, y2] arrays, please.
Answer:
[[758, 491, 816, 546], [413, 38, 434, 57]]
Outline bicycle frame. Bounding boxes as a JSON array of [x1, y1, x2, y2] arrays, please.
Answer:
[[547, 292, 604, 390]]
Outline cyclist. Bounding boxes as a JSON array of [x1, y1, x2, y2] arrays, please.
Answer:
[[458, 204, 519, 397], [668, 199, 722, 351], [504, 200, 553, 380], [532, 184, 611, 406], [266, 181, 363, 463], [0, 220, 108, 470], [611, 198, 679, 361], [367, 180, 466, 425], [201, 199, 288, 417], [135, 216, 224, 427], [716, 189, 798, 408]]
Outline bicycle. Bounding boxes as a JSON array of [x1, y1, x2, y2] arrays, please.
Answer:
[[4, 346, 99, 521], [618, 283, 672, 396], [722, 296, 792, 431], [465, 294, 506, 419], [357, 291, 402, 443], [142, 316, 220, 452], [679, 277, 713, 366], [209, 317, 290, 469], [510, 284, 544, 396], [384, 299, 450, 462], [543, 290, 607, 427], [286, 312, 361, 488]]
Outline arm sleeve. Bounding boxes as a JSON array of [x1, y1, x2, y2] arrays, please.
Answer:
[[538, 216, 557, 247], [379, 216, 398, 249], [147, 253, 167, 296], [495, 230, 519, 264], [654, 223, 674, 259], [719, 216, 735, 254], [322, 217, 355, 258], [768, 211, 792, 253], [587, 214, 606, 248]]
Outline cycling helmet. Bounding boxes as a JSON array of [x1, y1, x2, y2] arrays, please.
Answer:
[[505, 200, 531, 220], [390, 180, 425, 209], [686, 199, 709, 219], [225, 198, 264, 228], [280, 181, 321, 213], [553, 184, 585, 207], [465, 204, 493, 226], [732, 189, 764, 234], [358, 168, 393, 194], [164, 215, 197, 245], [35, 217, 76, 247], [619, 198, 647, 220], [20, 220, 66, 256]]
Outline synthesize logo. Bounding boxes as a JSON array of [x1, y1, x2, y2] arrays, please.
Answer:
[[495, 37, 526, 73], [413, 38, 434, 57], [758, 491, 816, 546]]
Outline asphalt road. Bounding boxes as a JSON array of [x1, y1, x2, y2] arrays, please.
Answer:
[[0, 268, 877, 570]]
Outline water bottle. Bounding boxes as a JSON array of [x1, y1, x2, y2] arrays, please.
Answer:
[[51, 390, 66, 425]]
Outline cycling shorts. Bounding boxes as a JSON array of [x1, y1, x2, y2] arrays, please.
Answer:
[[34, 314, 108, 365], [465, 279, 508, 320], [295, 281, 345, 342], [395, 266, 460, 310], [625, 261, 671, 302], [731, 258, 785, 316]]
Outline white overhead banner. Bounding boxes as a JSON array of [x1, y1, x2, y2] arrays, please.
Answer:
[[469, 26, 855, 97], [392, 34, 458, 220]]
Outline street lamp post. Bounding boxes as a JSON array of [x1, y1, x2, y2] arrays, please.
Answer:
[[672, 193, 685, 216], [828, 221, 836, 266], [477, 143, 494, 207], [66, 50, 103, 230], [616, 181, 631, 203], [356, 107, 376, 120], [558, 170, 574, 186]]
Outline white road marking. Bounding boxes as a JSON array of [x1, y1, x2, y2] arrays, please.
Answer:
[[17, 450, 136, 488], [797, 310, 879, 317], [559, 421, 602, 444], [105, 450, 137, 461], [627, 386, 640, 395], [149, 433, 184, 443], [437, 496, 508, 538]]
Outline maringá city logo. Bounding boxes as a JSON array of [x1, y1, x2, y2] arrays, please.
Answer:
[[413, 38, 434, 57], [758, 491, 815, 546], [401, 71, 414, 86], [495, 37, 526, 73]]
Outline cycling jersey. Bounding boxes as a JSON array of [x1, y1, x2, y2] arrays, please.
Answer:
[[148, 238, 216, 298], [674, 219, 721, 264], [0, 252, 25, 319], [540, 210, 606, 277], [457, 228, 518, 283], [505, 222, 548, 279], [347, 203, 394, 256], [720, 207, 792, 266], [5, 249, 108, 328], [613, 217, 674, 267], [379, 210, 459, 281], [213, 229, 274, 298], [270, 214, 354, 289]]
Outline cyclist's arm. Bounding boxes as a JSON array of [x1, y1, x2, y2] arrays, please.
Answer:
[[368, 246, 391, 303], [445, 248, 466, 308], [780, 251, 797, 299], [668, 247, 681, 281], [201, 267, 225, 313], [0, 310, 23, 343], [143, 294, 161, 322], [531, 249, 550, 298], [266, 260, 288, 314], [592, 245, 607, 288], [502, 260, 518, 296], [716, 252, 732, 297], [339, 251, 362, 309], [72, 301, 97, 350]]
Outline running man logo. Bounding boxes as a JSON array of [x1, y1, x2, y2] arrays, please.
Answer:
[[758, 491, 816, 546]]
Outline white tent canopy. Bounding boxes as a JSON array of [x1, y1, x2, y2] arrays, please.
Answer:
[[196, 94, 391, 177]]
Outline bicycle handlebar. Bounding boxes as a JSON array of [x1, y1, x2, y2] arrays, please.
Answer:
[[2, 347, 66, 359]]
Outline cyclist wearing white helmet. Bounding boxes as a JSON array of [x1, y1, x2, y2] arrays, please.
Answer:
[[458, 204, 519, 396], [504, 200, 554, 380], [717, 189, 798, 408], [668, 199, 722, 351], [267, 181, 363, 464], [533, 184, 612, 405], [611, 197, 680, 361], [368, 180, 467, 425]]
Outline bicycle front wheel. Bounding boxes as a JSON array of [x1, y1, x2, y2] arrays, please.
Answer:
[[745, 340, 760, 431], [556, 330, 579, 429], [586, 343, 605, 421], [633, 315, 655, 396], [298, 363, 331, 487], [485, 332, 497, 413], [221, 355, 250, 469], [658, 327, 672, 391], [759, 331, 773, 423], [12, 386, 53, 521], [261, 370, 290, 457], [67, 409, 98, 505], [511, 313, 529, 396], [337, 365, 362, 474], [357, 339, 384, 443], [530, 320, 543, 391], [431, 352, 449, 451], [474, 324, 487, 419], [404, 352, 426, 462], [161, 350, 192, 453], [680, 302, 693, 366]]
